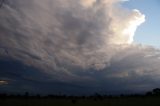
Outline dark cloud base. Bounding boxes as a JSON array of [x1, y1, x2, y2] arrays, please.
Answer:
[[0, 57, 158, 95], [0, 58, 107, 95]]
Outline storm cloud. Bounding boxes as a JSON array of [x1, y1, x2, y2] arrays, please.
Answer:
[[0, 0, 160, 95]]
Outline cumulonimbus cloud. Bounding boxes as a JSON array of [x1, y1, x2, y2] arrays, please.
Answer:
[[0, 0, 145, 70], [0, 0, 160, 94]]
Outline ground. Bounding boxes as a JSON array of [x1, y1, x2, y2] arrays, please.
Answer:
[[1, 97, 160, 106]]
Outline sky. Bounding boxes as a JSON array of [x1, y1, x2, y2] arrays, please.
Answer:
[[0, 0, 160, 95], [123, 0, 160, 48]]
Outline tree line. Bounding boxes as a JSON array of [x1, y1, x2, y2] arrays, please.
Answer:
[[0, 88, 160, 100]]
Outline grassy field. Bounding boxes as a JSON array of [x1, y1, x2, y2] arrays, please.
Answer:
[[1, 97, 160, 106]]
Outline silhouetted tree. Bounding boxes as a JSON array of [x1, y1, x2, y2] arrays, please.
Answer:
[[145, 91, 153, 96], [153, 88, 160, 96], [24, 92, 29, 99], [0, 93, 7, 100]]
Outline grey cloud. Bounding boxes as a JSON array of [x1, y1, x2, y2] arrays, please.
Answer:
[[0, 0, 135, 71], [0, 0, 159, 94]]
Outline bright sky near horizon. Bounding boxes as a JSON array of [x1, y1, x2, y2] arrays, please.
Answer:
[[123, 0, 160, 48]]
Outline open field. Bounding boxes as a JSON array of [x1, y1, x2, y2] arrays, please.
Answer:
[[1, 97, 160, 106]]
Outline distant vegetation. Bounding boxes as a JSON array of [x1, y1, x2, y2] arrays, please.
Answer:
[[1, 88, 160, 106]]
